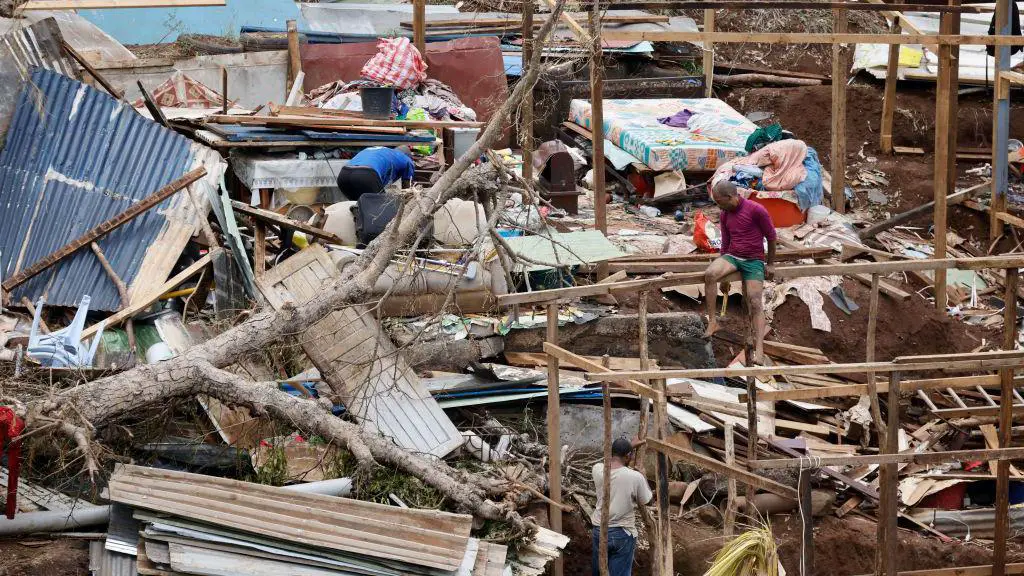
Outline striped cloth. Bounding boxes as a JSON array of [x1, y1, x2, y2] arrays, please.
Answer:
[[360, 37, 428, 90]]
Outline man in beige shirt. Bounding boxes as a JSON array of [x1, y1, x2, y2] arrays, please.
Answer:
[[591, 437, 653, 576]]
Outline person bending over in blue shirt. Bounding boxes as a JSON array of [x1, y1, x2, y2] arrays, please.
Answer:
[[337, 145, 416, 200]]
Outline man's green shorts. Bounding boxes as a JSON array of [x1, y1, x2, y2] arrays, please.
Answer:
[[722, 254, 766, 281]]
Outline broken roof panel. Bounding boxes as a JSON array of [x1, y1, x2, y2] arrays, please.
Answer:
[[0, 18, 78, 139], [0, 68, 219, 311]]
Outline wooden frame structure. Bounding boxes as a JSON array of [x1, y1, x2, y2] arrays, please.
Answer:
[[498, 253, 1024, 576]]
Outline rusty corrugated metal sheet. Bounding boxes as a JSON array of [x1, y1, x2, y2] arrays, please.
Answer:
[[0, 67, 196, 311], [301, 36, 509, 146]]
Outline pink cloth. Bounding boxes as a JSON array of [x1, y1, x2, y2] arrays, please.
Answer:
[[710, 139, 808, 193], [720, 197, 777, 261], [360, 37, 428, 89]]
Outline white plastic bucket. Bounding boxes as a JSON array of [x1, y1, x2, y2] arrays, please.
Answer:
[[806, 205, 831, 226]]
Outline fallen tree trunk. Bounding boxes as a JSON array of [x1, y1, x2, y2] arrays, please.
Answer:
[[712, 73, 822, 87], [17, 0, 571, 531]]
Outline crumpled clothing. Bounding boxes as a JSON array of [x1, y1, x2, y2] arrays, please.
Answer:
[[764, 275, 841, 332], [658, 109, 694, 128], [793, 146, 825, 211]]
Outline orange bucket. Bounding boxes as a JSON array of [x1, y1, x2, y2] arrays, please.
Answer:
[[749, 194, 806, 228]]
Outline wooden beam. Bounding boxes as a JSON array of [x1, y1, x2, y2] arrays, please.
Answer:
[[590, 6, 607, 238], [61, 40, 125, 99], [544, 0, 591, 42], [994, 266, 1019, 576], [265, 107, 484, 129], [498, 255, 1024, 305], [879, 19, 900, 155], [401, 14, 671, 27], [585, 350, 1024, 381], [545, 304, 563, 576], [933, 7, 955, 311], [858, 180, 988, 240], [600, 31, 1024, 45], [521, 0, 535, 185], [750, 446, 1024, 470], [229, 201, 344, 244], [2, 167, 206, 293], [856, 565, 1024, 576], [881, 371, 900, 576], [286, 20, 301, 98], [206, 114, 407, 134], [543, 342, 663, 402], [741, 374, 1006, 402], [412, 0, 426, 55], [81, 250, 219, 338], [832, 7, 848, 213], [932, 404, 1024, 419], [703, 9, 715, 98], [19, 0, 223, 7], [647, 438, 798, 499], [991, 0, 1013, 246]]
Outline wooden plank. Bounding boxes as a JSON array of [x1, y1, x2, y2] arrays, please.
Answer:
[[3, 168, 205, 292], [62, 40, 124, 99], [545, 303, 563, 576], [996, 211, 1024, 229], [588, 351, 1024, 382], [724, 423, 737, 538], [600, 31, 1024, 45], [995, 265, 1019, 576], [647, 438, 798, 499], [931, 404, 1024, 419], [19, 0, 223, 7], [521, 0, 535, 185], [286, 20, 300, 98], [504, 351, 656, 371], [742, 374, 1005, 402], [412, 0, 426, 55], [750, 446, 1024, 469], [855, 564, 1024, 576], [610, 246, 832, 263], [207, 114, 407, 134], [543, 342, 663, 402], [402, 14, 670, 28], [81, 250, 217, 338], [881, 371, 901, 576], [497, 255, 1024, 306], [589, 5, 606, 237], [858, 180, 989, 240], [832, 7, 848, 213], [879, 19, 900, 154], [544, 0, 590, 42], [230, 201, 343, 244], [704, 9, 715, 98], [933, 8, 954, 311]]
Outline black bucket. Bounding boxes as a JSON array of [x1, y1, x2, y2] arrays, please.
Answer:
[[360, 87, 394, 119]]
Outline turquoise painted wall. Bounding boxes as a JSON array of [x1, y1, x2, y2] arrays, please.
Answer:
[[80, 0, 300, 45]]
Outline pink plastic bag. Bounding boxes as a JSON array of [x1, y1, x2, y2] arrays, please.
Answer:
[[360, 37, 428, 89]]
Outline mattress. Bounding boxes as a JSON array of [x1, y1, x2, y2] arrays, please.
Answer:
[[568, 98, 758, 172]]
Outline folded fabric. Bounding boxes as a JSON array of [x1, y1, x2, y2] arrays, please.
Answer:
[[738, 139, 808, 191], [793, 146, 825, 211], [658, 109, 694, 128]]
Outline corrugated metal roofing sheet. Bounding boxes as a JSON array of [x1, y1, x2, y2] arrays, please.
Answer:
[[0, 17, 78, 140], [0, 67, 196, 311]]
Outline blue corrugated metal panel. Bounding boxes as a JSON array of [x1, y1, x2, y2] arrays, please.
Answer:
[[0, 68, 195, 311]]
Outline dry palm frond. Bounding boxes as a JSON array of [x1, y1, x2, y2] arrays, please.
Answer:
[[704, 523, 782, 576]]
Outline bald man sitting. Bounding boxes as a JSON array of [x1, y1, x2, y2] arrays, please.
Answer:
[[703, 181, 777, 363]]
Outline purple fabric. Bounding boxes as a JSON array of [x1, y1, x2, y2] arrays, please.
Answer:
[[657, 109, 693, 128], [720, 197, 777, 261]]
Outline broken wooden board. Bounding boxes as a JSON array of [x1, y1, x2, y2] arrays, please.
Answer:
[[257, 245, 463, 458]]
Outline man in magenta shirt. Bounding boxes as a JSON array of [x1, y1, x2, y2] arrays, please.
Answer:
[[704, 181, 777, 363]]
